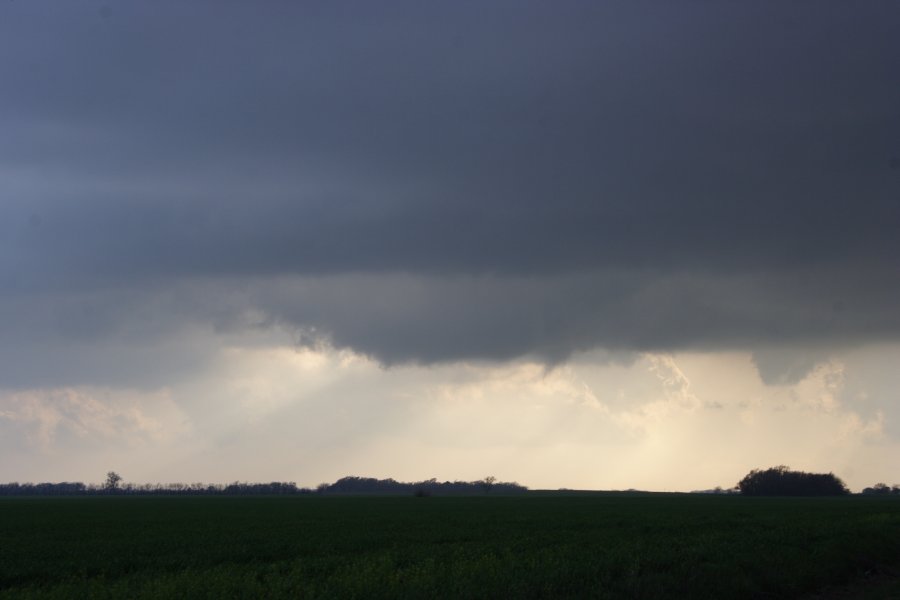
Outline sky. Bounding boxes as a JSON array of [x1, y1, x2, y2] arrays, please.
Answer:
[[1, 1, 899, 491]]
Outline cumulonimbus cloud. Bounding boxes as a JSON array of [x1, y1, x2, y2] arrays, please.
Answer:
[[0, 1, 898, 387]]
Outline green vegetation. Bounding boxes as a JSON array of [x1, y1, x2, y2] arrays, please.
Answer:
[[737, 466, 849, 496], [2, 494, 900, 599]]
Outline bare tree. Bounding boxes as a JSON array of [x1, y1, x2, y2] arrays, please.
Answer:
[[104, 471, 122, 492]]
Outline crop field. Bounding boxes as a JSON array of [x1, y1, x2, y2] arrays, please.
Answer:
[[2, 494, 900, 599]]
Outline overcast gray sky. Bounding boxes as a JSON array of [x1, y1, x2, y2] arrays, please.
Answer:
[[2, 1, 899, 490]]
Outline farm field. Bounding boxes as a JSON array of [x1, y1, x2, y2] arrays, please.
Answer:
[[2, 494, 900, 599]]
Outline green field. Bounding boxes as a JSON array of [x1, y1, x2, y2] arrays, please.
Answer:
[[2, 494, 900, 599]]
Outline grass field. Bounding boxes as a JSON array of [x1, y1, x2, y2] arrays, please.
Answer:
[[2, 494, 900, 599]]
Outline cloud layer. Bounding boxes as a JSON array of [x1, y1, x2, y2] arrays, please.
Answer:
[[1, 2, 899, 385]]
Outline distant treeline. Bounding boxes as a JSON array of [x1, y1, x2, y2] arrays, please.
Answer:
[[321, 476, 526, 495], [0, 475, 526, 496], [0, 481, 303, 496], [861, 483, 900, 495]]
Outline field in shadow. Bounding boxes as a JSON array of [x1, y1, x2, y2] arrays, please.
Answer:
[[2, 494, 900, 599]]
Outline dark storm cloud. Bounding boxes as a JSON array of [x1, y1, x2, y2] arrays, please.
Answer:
[[1, 1, 899, 384]]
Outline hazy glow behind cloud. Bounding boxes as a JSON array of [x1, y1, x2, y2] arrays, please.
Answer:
[[3, 337, 896, 491]]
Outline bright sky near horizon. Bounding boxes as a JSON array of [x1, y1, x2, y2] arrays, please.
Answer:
[[2, 1, 899, 491]]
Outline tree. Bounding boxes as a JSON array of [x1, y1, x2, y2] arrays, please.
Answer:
[[104, 471, 123, 492], [480, 476, 496, 493], [738, 466, 849, 496], [862, 483, 893, 495]]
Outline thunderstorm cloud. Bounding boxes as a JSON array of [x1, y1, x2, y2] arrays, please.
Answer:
[[1, 1, 899, 388]]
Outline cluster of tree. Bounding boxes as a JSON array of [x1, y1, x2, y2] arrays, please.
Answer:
[[737, 466, 850, 496], [0, 473, 525, 496], [317, 475, 526, 495], [861, 483, 900, 495]]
